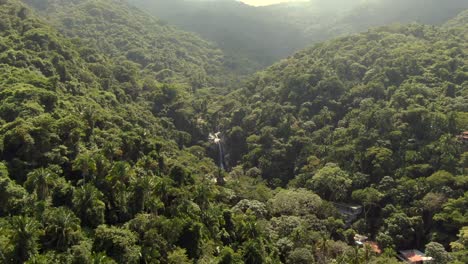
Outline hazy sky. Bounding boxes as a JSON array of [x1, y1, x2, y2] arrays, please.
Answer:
[[240, 0, 308, 6]]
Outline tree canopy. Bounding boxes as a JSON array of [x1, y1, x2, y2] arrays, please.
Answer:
[[0, 0, 466, 263]]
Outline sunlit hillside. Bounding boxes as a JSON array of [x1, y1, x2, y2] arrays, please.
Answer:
[[0, 0, 466, 263]]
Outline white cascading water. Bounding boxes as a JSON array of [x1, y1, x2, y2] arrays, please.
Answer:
[[209, 132, 224, 170], [218, 142, 225, 170]]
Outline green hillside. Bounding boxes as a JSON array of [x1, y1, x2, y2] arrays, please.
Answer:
[[21, 0, 247, 144], [129, 0, 468, 72], [213, 13, 468, 260], [0, 0, 466, 263], [218, 20, 467, 180], [22, 0, 238, 88], [0, 1, 222, 262]]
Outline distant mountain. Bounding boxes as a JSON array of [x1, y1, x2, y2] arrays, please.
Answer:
[[443, 9, 468, 29], [129, 0, 468, 72], [333, 0, 468, 34], [127, 0, 314, 72]]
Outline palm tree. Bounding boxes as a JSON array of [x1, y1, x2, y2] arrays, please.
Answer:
[[194, 182, 212, 211], [10, 216, 42, 263], [130, 172, 155, 214], [106, 162, 133, 221], [107, 161, 131, 186], [43, 207, 81, 251], [315, 234, 330, 264], [241, 218, 259, 241], [72, 184, 105, 228], [155, 177, 171, 209], [24, 168, 55, 201], [73, 152, 97, 183]]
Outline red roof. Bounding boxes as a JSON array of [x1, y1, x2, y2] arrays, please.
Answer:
[[408, 255, 424, 262], [399, 249, 433, 263], [367, 242, 382, 254]]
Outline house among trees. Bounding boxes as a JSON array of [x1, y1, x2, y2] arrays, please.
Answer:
[[458, 131, 468, 143], [354, 234, 382, 254], [354, 234, 368, 245], [397, 250, 433, 263], [334, 203, 363, 226]]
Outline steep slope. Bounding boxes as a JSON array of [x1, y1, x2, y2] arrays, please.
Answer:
[[214, 17, 467, 248], [0, 0, 224, 185], [129, 0, 467, 72], [443, 9, 468, 30], [330, 0, 468, 37], [127, 0, 305, 72], [128, 0, 354, 71], [220, 17, 467, 183], [21, 0, 249, 146], [0, 3, 340, 262], [0, 1, 224, 262], [1, 1, 467, 263], [22, 0, 237, 88]]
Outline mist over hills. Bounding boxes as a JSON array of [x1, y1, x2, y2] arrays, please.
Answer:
[[128, 0, 468, 72], [0, 0, 466, 263]]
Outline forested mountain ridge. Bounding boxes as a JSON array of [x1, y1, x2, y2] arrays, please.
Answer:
[[0, 1, 222, 262], [443, 9, 468, 30], [21, 0, 238, 88], [328, 0, 468, 36], [211, 12, 468, 261], [20, 0, 245, 145], [128, 0, 311, 72], [129, 0, 468, 72], [218, 16, 467, 181], [0, 0, 467, 263]]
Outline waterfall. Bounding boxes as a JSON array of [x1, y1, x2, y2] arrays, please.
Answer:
[[218, 142, 225, 170], [209, 132, 225, 171]]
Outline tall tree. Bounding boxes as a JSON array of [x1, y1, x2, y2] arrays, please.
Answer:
[[72, 184, 105, 228], [42, 207, 82, 251], [10, 216, 42, 264], [425, 242, 452, 264], [24, 168, 56, 201], [352, 187, 384, 222], [308, 163, 352, 201]]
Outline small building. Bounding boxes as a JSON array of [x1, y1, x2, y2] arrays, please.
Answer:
[[334, 203, 363, 226], [354, 234, 368, 245], [397, 249, 433, 263], [354, 234, 382, 254], [458, 131, 468, 142]]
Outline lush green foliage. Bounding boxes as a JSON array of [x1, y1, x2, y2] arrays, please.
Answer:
[[212, 9, 468, 262], [129, 0, 468, 72], [0, 0, 466, 263], [22, 0, 238, 88]]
